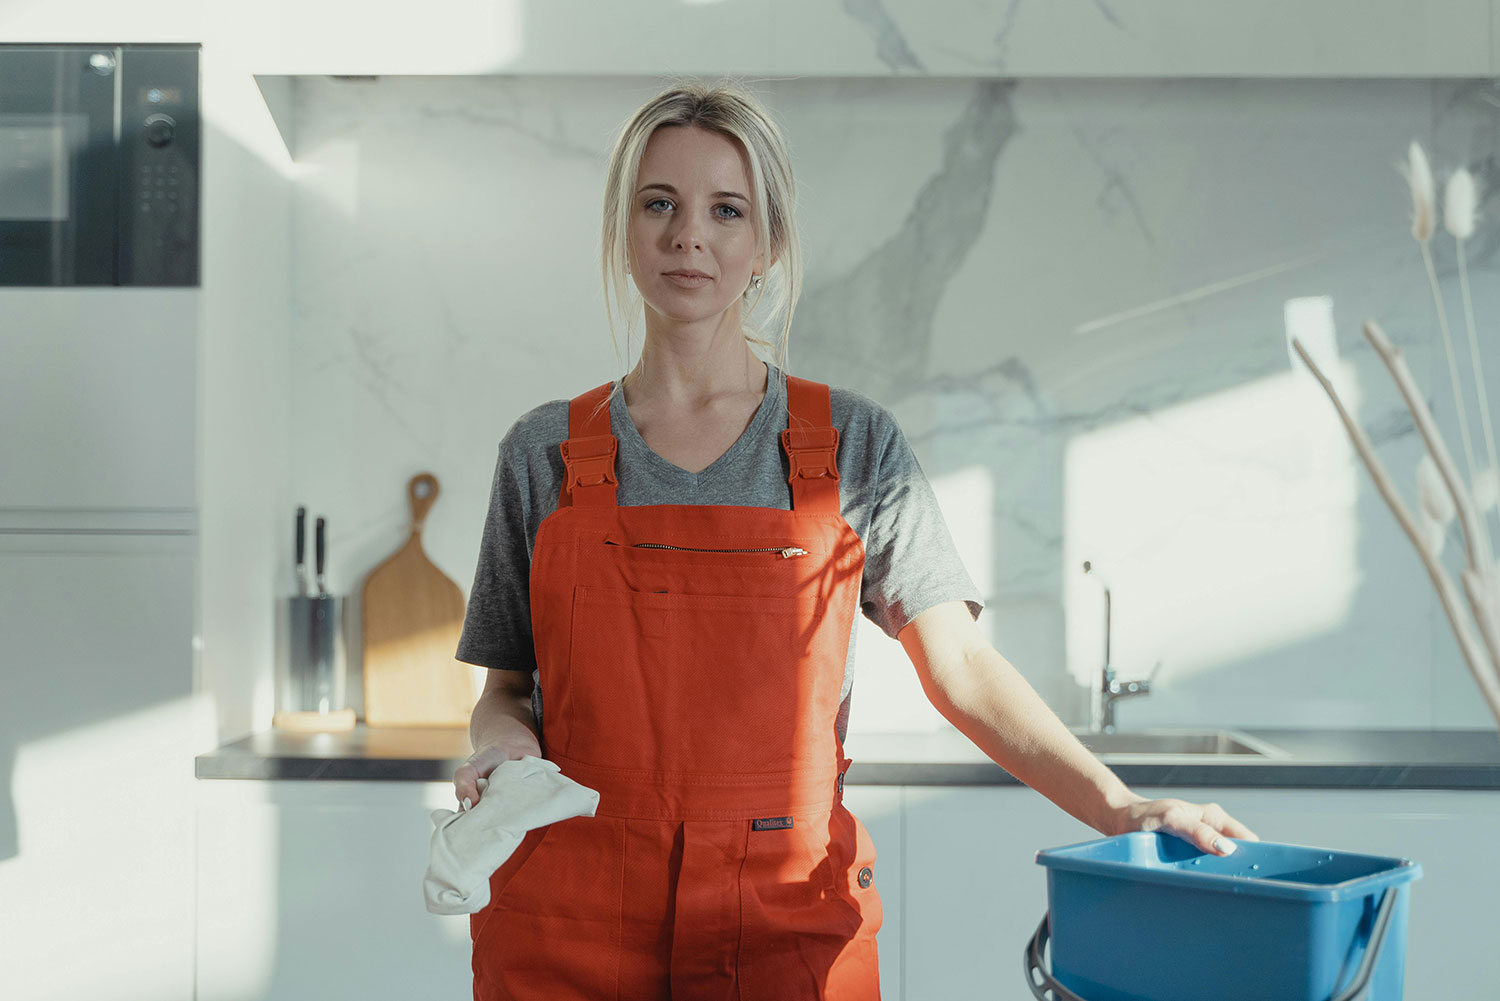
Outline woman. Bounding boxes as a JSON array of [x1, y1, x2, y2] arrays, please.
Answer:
[[453, 78, 1256, 1000]]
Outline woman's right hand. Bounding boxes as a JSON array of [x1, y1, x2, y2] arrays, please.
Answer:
[[453, 735, 542, 810]]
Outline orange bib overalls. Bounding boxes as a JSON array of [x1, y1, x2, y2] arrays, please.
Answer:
[[470, 374, 882, 1000]]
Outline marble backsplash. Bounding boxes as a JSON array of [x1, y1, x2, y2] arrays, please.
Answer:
[[281, 74, 1500, 732]]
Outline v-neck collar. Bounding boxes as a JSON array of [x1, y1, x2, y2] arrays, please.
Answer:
[[610, 363, 786, 483]]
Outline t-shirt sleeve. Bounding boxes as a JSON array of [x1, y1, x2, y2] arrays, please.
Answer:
[[857, 412, 985, 640], [455, 422, 539, 672]]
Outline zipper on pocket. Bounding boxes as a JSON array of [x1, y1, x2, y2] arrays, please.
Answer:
[[605, 540, 809, 559]]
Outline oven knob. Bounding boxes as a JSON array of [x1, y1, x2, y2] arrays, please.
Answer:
[[145, 114, 176, 148]]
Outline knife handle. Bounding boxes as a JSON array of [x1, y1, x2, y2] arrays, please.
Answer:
[[315, 516, 327, 592], [295, 506, 306, 566]]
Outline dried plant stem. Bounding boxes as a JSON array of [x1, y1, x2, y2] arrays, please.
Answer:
[[1421, 242, 1482, 486], [1457, 239, 1500, 513], [1363, 320, 1494, 572], [1462, 568, 1500, 693], [1290, 336, 1500, 727]]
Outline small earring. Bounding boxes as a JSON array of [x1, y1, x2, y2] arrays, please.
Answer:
[[750, 274, 763, 290]]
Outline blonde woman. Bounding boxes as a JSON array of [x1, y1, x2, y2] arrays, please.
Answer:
[[452, 78, 1256, 1000]]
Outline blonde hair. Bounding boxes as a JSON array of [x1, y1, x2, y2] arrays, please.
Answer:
[[595, 77, 803, 421]]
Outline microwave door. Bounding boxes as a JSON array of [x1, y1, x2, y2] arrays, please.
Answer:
[[0, 46, 120, 286]]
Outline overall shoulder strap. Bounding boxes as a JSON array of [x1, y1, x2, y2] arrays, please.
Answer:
[[557, 382, 618, 509], [781, 375, 841, 516]]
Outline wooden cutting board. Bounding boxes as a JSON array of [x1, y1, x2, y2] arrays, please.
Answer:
[[361, 472, 480, 727]]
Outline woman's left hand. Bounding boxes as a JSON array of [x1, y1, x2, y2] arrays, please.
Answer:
[[1115, 797, 1260, 856]]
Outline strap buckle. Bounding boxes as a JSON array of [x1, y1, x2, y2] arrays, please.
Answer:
[[781, 427, 840, 482], [560, 434, 618, 491]]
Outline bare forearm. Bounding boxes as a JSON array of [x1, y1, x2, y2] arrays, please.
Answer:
[[469, 687, 541, 755], [924, 646, 1145, 834]]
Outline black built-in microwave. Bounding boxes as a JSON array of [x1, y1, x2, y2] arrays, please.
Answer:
[[0, 43, 200, 286]]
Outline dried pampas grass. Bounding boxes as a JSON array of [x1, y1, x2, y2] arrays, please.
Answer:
[[1290, 142, 1500, 731], [1444, 168, 1478, 241], [1404, 141, 1436, 243]]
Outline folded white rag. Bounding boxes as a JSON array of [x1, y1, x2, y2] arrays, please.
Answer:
[[423, 755, 601, 915]]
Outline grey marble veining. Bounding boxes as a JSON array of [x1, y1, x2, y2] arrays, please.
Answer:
[[842, 0, 926, 75]]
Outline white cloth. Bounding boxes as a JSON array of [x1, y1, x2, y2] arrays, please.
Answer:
[[423, 755, 600, 915]]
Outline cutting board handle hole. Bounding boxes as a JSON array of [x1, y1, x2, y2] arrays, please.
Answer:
[[408, 473, 440, 528]]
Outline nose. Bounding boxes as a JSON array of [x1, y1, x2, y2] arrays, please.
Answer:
[[670, 216, 704, 252]]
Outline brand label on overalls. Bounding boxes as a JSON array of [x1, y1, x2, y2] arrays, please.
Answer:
[[751, 816, 794, 831]]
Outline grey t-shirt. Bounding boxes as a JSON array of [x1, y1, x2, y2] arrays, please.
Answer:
[[456, 364, 985, 741]]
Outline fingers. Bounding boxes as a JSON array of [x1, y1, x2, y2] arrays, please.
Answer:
[[1137, 799, 1255, 856], [1157, 802, 1233, 856], [452, 745, 507, 807], [1198, 801, 1260, 845], [452, 760, 481, 808], [452, 740, 545, 807]]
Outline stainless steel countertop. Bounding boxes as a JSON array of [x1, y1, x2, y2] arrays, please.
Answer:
[[194, 724, 1500, 789]]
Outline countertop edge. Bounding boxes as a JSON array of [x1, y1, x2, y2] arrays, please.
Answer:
[[193, 726, 1500, 789]]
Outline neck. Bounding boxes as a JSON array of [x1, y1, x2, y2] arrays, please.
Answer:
[[622, 321, 768, 408]]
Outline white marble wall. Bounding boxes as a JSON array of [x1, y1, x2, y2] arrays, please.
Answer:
[[283, 74, 1500, 731]]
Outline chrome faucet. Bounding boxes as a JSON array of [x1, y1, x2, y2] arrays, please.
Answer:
[[1083, 561, 1155, 733]]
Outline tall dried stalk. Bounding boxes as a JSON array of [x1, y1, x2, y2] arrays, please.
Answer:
[[1285, 143, 1500, 730], [1291, 328, 1500, 727]]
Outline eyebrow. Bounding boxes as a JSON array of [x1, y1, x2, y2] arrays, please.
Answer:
[[637, 183, 749, 204]]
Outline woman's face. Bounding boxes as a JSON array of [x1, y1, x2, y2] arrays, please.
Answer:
[[627, 125, 764, 323]]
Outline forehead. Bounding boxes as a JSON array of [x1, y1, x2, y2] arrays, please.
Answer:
[[637, 125, 752, 191]]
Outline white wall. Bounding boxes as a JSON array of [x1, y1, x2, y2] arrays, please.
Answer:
[[196, 48, 296, 746]]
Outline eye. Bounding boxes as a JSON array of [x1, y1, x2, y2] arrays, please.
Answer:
[[643, 198, 743, 220]]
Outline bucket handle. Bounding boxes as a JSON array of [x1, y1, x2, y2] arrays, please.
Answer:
[[1022, 888, 1398, 1001], [1021, 913, 1089, 1001], [1330, 886, 1398, 1001]]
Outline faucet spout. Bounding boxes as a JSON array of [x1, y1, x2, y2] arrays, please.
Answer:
[[1083, 560, 1156, 732]]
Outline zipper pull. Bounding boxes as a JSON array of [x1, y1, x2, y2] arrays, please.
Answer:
[[780, 547, 809, 559]]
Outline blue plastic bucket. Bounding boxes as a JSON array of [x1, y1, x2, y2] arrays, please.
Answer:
[[1025, 832, 1422, 1001]]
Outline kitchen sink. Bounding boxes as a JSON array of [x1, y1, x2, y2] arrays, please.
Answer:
[[1070, 728, 1287, 758]]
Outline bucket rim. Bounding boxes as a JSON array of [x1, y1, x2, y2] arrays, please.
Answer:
[[1035, 831, 1422, 902]]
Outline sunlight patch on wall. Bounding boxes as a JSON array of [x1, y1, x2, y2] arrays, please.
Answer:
[[848, 464, 994, 736], [1063, 301, 1361, 694]]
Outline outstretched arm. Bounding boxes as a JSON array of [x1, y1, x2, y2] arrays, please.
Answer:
[[897, 601, 1257, 855]]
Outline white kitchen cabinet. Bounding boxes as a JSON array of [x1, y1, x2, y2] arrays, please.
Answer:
[[904, 785, 1500, 1001], [195, 779, 475, 1001], [195, 775, 1500, 1000], [843, 784, 904, 1001], [0, 290, 198, 514], [903, 786, 1099, 1001], [0, 533, 198, 1001]]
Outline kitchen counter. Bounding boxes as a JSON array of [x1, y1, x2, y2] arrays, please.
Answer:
[[193, 724, 1500, 789]]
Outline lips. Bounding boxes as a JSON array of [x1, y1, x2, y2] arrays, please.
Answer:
[[665, 270, 711, 279]]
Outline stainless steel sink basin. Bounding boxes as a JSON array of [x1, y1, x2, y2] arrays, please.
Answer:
[[1070, 728, 1287, 758]]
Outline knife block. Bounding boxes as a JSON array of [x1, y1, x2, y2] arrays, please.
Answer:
[[273, 593, 354, 732]]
